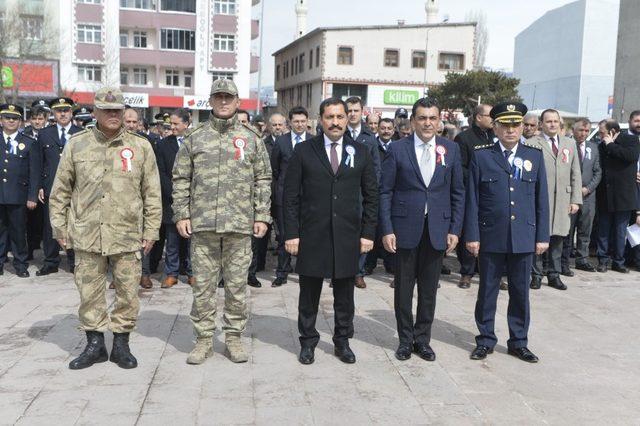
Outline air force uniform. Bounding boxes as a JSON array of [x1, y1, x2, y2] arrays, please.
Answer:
[[464, 102, 550, 362]]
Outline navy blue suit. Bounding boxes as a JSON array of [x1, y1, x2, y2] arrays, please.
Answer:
[[464, 142, 550, 350], [379, 135, 465, 346]]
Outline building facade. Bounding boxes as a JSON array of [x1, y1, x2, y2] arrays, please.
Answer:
[[272, 23, 476, 119], [612, 0, 639, 121], [514, 0, 619, 121]]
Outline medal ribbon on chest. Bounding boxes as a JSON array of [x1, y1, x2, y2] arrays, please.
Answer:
[[120, 148, 134, 172], [233, 137, 247, 161]]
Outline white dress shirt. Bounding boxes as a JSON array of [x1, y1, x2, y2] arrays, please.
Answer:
[[291, 132, 306, 149], [3, 131, 19, 153], [542, 132, 558, 152], [414, 133, 436, 168], [57, 123, 72, 140], [323, 134, 343, 164], [347, 125, 360, 141], [498, 141, 518, 167]]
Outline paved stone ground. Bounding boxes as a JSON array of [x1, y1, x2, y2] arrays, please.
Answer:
[[0, 251, 639, 425]]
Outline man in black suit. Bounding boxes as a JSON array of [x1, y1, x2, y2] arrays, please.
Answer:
[[269, 107, 310, 288], [36, 97, 82, 276], [595, 116, 640, 273], [345, 96, 381, 289], [284, 98, 378, 365]]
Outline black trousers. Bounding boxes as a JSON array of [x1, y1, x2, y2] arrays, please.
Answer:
[[531, 235, 563, 279], [274, 205, 292, 279], [456, 238, 477, 277], [42, 201, 74, 268], [394, 216, 444, 346], [248, 225, 271, 277], [0, 204, 28, 271], [149, 223, 167, 273], [298, 275, 354, 348], [26, 202, 43, 253]]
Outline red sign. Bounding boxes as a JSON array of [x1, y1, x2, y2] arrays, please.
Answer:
[[1, 58, 59, 97]]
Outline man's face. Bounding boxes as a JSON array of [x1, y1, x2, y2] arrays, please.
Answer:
[[412, 106, 440, 141], [475, 106, 493, 130], [541, 112, 560, 137], [269, 114, 286, 137], [254, 121, 265, 133], [53, 107, 72, 127], [347, 102, 363, 127], [123, 109, 139, 132], [162, 126, 172, 138], [522, 117, 538, 139], [320, 103, 348, 142], [573, 123, 590, 144], [237, 112, 249, 125], [137, 121, 145, 132], [598, 123, 608, 140], [399, 126, 413, 138], [494, 122, 523, 145], [367, 114, 380, 134], [31, 114, 47, 130], [1, 115, 22, 133], [378, 121, 394, 142], [170, 115, 189, 136], [629, 115, 640, 134], [94, 108, 123, 134], [290, 113, 308, 134], [210, 93, 240, 119]]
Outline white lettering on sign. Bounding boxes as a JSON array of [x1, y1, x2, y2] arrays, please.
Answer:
[[183, 96, 212, 110], [122, 92, 149, 108]]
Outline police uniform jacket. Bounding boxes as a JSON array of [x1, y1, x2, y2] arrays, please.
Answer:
[[38, 123, 83, 196], [0, 132, 41, 205], [464, 142, 550, 253]]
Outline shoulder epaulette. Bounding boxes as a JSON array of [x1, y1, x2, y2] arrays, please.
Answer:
[[474, 143, 493, 150], [242, 122, 262, 138], [185, 122, 206, 138], [522, 142, 542, 150]]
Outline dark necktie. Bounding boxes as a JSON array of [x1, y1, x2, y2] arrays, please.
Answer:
[[551, 137, 558, 157], [6, 136, 13, 154], [330, 143, 339, 174], [504, 149, 512, 163], [578, 144, 584, 163], [60, 128, 66, 146]]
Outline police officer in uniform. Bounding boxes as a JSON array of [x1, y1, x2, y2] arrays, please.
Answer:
[[72, 106, 94, 128], [464, 102, 550, 363], [36, 97, 83, 276], [22, 100, 50, 139], [0, 104, 41, 277]]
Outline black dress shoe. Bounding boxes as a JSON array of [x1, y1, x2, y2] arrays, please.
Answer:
[[575, 262, 596, 272], [0, 268, 3, 276], [470, 345, 494, 360], [548, 277, 567, 290], [334, 345, 356, 364], [16, 270, 30, 278], [440, 265, 451, 275], [271, 277, 287, 287], [560, 268, 574, 277], [69, 265, 75, 274], [395, 345, 412, 361], [36, 266, 59, 276], [247, 275, 262, 288], [299, 346, 315, 365], [596, 263, 608, 273], [508, 347, 539, 363], [611, 264, 629, 273], [530, 276, 542, 289], [413, 342, 436, 361]]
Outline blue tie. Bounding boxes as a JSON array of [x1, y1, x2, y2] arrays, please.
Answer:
[[60, 128, 66, 146], [295, 134, 301, 145]]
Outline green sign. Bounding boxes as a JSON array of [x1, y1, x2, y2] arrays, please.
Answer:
[[1, 66, 13, 88], [383, 89, 420, 106]]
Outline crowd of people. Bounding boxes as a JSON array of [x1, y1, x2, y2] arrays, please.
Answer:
[[1, 79, 639, 370]]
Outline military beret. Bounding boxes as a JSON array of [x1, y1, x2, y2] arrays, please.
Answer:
[[490, 102, 528, 124]]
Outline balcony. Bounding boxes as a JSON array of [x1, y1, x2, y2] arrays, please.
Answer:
[[250, 54, 260, 73], [251, 19, 260, 40]]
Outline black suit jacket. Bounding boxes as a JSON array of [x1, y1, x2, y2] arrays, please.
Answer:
[[156, 135, 181, 224], [596, 132, 640, 212], [271, 132, 311, 207], [38, 124, 82, 196], [283, 134, 378, 279], [454, 123, 495, 184]]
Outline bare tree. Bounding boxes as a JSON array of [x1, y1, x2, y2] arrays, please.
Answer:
[[465, 10, 488, 69]]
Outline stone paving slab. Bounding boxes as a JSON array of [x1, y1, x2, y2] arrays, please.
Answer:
[[0, 254, 639, 425]]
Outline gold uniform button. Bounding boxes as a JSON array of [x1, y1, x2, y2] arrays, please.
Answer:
[[511, 215, 516, 220]]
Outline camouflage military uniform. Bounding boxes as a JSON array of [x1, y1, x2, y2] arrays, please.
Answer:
[[49, 123, 161, 333], [172, 108, 271, 339]]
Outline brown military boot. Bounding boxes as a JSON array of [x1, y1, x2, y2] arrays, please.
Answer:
[[187, 338, 214, 365], [139, 275, 153, 289], [225, 334, 248, 363], [161, 276, 178, 288], [355, 276, 366, 289]]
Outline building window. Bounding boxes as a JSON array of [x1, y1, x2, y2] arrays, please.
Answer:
[[161, 28, 195, 50], [290, 59, 294, 75], [283, 62, 288, 78], [22, 16, 43, 40], [438, 53, 465, 70], [120, 68, 129, 85], [77, 24, 101, 44], [184, 70, 192, 87], [120, 0, 154, 10], [133, 67, 148, 85], [133, 31, 148, 48], [294, 57, 298, 75], [211, 72, 234, 81], [160, 0, 196, 13], [309, 49, 313, 70], [316, 46, 320, 67], [165, 69, 180, 86], [337, 46, 352, 65], [297, 85, 302, 105], [214, 0, 236, 15], [276, 65, 280, 81], [213, 34, 235, 52], [120, 31, 128, 47], [78, 65, 102, 82], [384, 49, 399, 67], [299, 53, 305, 73], [412, 50, 426, 68]]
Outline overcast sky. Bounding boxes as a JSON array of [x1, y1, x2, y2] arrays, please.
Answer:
[[251, 0, 576, 88]]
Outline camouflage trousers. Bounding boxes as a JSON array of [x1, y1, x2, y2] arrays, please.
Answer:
[[74, 250, 142, 333], [190, 232, 251, 338]]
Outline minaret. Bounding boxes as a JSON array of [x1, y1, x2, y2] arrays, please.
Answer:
[[425, 0, 438, 24], [295, 0, 308, 39]]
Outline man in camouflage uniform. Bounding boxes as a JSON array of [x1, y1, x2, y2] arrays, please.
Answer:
[[172, 79, 271, 364], [49, 87, 161, 370]]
